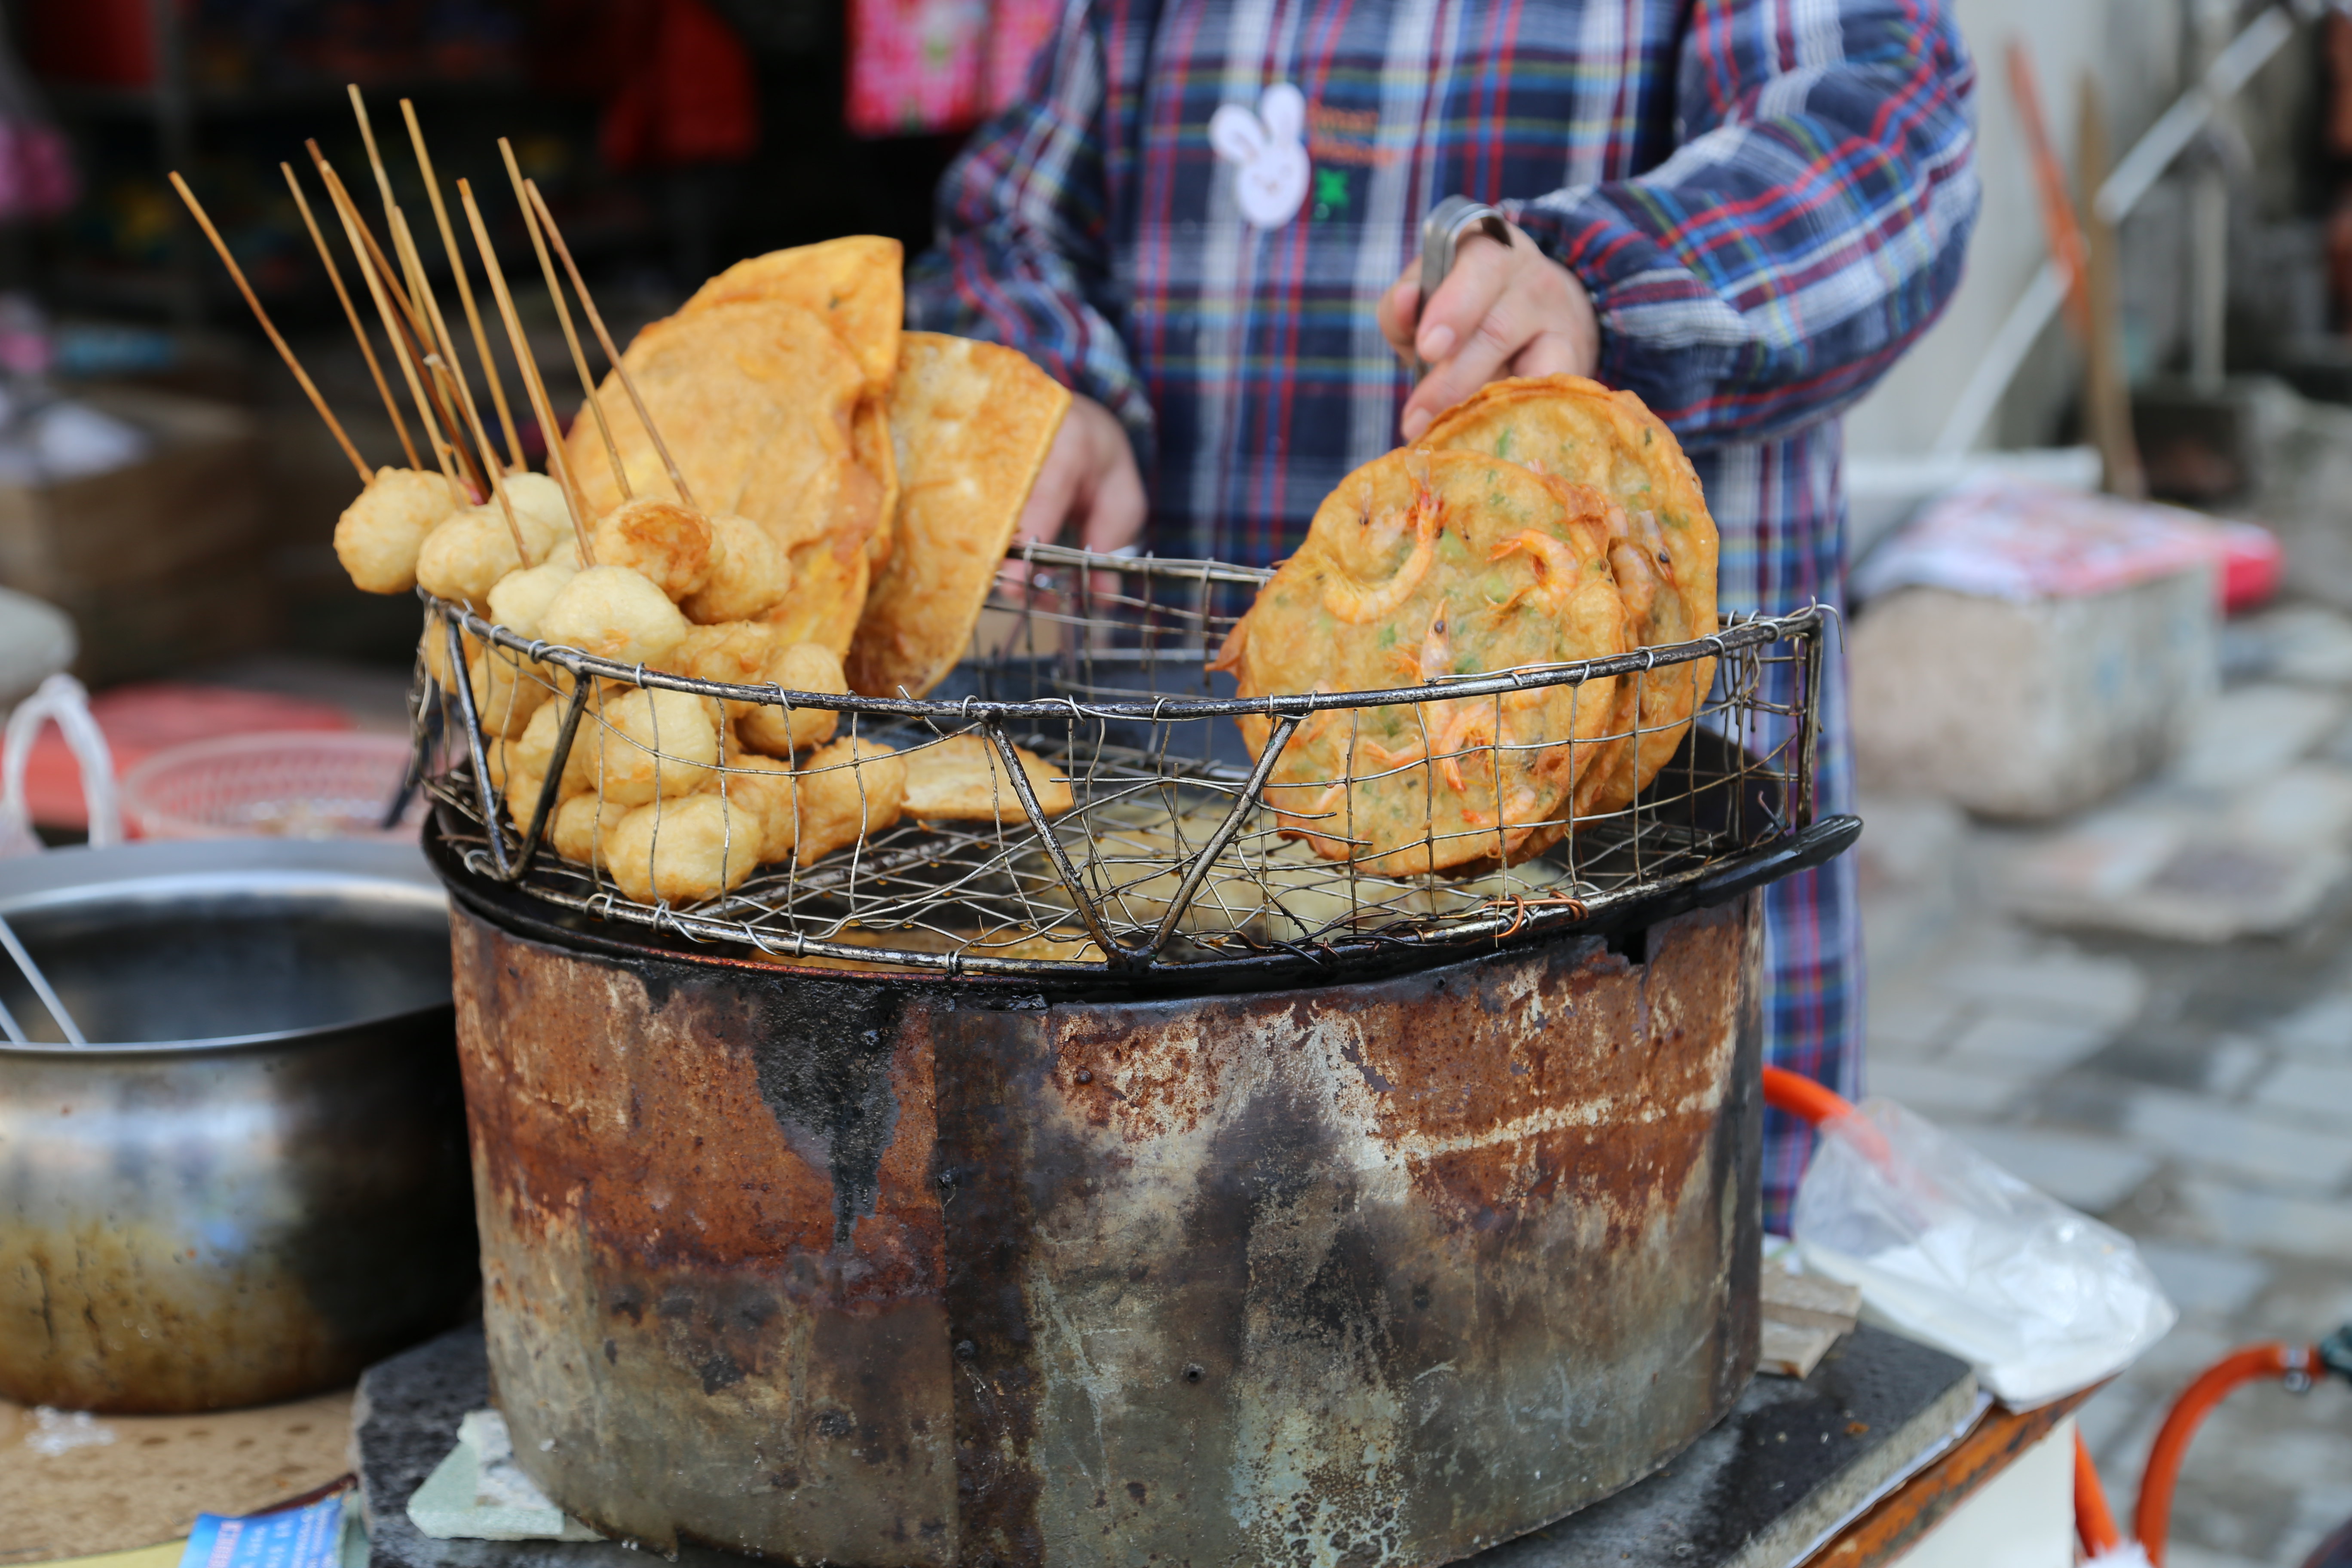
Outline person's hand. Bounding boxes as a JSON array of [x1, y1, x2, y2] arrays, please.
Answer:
[[1015, 393, 1147, 557], [1376, 223, 1600, 443]]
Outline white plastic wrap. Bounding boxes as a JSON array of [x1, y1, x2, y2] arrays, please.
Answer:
[[1792, 1096, 2176, 1409]]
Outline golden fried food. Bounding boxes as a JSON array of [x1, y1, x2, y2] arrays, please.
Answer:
[[591, 497, 716, 602], [563, 302, 875, 652], [1218, 449, 1628, 876], [682, 512, 790, 624], [846, 334, 1071, 698], [668, 619, 780, 723], [578, 684, 723, 807], [512, 697, 595, 799], [680, 237, 903, 399], [487, 561, 578, 640], [714, 750, 799, 863], [536, 565, 692, 668], [549, 791, 622, 869], [903, 733, 1074, 823], [499, 472, 576, 549], [793, 737, 906, 865], [469, 640, 555, 739], [606, 794, 763, 905], [416, 501, 567, 608], [336, 467, 461, 594], [739, 640, 847, 758], [853, 398, 898, 573], [761, 530, 869, 656], [1420, 375, 1720, 816]]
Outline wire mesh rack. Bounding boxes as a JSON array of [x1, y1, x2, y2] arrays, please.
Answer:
[[415, 541, 1842, 983]]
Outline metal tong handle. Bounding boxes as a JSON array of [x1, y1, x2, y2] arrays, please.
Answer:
[[1411, 196, 1514, 380]]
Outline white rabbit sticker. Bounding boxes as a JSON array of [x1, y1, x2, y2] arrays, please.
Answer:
[[1210, 83, 1310, 230]]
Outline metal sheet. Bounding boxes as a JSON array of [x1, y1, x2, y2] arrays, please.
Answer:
[[450, 895, 1761, 1566]]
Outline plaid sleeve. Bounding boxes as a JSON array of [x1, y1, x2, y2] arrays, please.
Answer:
[[902, 0, 1157, 469], [1508, 0, 1979, 451]]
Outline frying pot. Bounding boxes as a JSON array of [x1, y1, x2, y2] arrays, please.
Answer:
[[0, 839, 477, 1413]]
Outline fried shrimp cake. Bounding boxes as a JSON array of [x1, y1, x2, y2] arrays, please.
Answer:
[[1218, 449, 1627, 876], [1420, 375, 1720, 816]]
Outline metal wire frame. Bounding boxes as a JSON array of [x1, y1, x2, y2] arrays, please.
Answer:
[[415, 542, 1828, 980]]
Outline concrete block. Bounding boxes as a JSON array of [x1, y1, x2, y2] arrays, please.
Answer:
[[1948, 1124, 2158, 1213], [1864, 1061, 2037, 1119], [2205, 1037, 2272, 1099], [2272, 992, 2352, 1060], [1942, 1014, 2113, 1073], [2171, 685, 2348, 793], [2133, 1240, 2273, 1318], [2177, 1180, 2352, 1261], [1851, 571, 2218, 820], [2126, 1090, 2352, 1193], [1934, 952, 2148, 1030], [2251, 1061, 2352, 1130]]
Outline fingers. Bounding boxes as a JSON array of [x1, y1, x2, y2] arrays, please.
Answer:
[[1397, 232, 1602, 441], [1077, 448, 1148, 556], [1409, 232, 1514, 367], [1508, 328, 1587, 381], [1014, 413, 1090, 548], [1376, 267, 1421, 364]]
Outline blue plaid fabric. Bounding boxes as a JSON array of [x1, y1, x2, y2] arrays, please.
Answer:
[[907, 0, 1976, 1227]]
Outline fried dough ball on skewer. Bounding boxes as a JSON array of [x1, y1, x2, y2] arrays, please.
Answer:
[[606, 794, 763, 905], [417, 501, 564, 608], [683, 512, 790, 624], [793, 737, 905, 865], [591, 498, 717, 602], [502, 473, 573, 545], [739, 641, 847, 758], [537, 565, 691, 668], [487, 560, 579, 640], [337, 468, 459, 594], [579, 684, 723, 807]]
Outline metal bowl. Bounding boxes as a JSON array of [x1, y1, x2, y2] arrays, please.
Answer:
[[0, 838, 477, 1413]]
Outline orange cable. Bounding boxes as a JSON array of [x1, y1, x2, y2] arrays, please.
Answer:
[[2076, 1429, 2123, 1557], [2134, 1342, 2310, 1565]]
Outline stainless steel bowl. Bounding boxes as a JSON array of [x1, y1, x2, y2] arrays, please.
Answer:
[[0, 839, 477, 1413]]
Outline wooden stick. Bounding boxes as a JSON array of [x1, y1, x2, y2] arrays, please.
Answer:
[[524, 175, 698, 512], [498, 145, 628, 502], [306, 141, 417, 324], [318, 165, 462, 502], [349, 84, 399, 232], [283, 160, 418, 470], [388, 203, 486, 498], [461, 178, 594, 565], [402, 99, 525, 474], [168, 171, 370, 484]]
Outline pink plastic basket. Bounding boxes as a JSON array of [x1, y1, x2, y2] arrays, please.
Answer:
[[120, 731, 421, 841]]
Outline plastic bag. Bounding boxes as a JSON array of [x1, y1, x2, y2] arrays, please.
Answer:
[[1792, 1096, 2176, 1409]]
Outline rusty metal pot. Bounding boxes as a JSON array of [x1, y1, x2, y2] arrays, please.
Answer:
[[440, 842, 1765, 1568], [0, 839, 478, 1413]]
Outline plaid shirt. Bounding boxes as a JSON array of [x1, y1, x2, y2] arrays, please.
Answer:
[[906, 0, 1978, 1223]]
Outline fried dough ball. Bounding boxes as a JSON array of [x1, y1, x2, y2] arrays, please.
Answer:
[[536, 565, 691, 668], [682, 512, 790, 625], [579, 684, 723, 806], [714, 750, 799, 864], [793, 737, 906, 865], [739, 641, 847, 758], [606, 794, 763, 905], [550, 791, 624, 870], [417, 502, 561, 608], [668, 620, 779, 724], [591, 498, 716, 602], [469, 640, 556, 738], [513, 696, 596, 799], [336, 467, 460, 594], [487, 560, 579, 640], [502, 473, 575, 547]]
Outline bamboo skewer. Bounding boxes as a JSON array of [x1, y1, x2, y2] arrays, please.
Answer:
[[283, 162, 418, 470], [498, 143, 628, 502], [461, 178, 594, 565], [395, 206, 520, 554], [524, 178, 698, 513], [318, 165, 463, 502], [339, 95, 456, 446], [167, 172, 371, 484], [402, 100, 525, 474], [349, 86, 401, 239], [389, 203, 487, 499], [306, 142, 419, 325]]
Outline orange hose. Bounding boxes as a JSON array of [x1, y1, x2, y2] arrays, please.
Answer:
[[1762, 1063, 1853, 1125], [2134, 1342, 2311, 1565], [2076, 1429, 2122, 1557]]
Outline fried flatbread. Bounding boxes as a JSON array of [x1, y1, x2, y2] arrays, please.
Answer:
[[903, 733, 1074, 823], [1420, 375, 1720, 818], [566, 301, 875, 655], [1218, 449, 1629, 876], [845, 333, 1071, 698], [681, 236, 903, 399], [854, 396, 898, 573]]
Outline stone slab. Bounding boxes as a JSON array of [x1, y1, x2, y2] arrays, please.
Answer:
[[355, 1325, 1976, 1568]]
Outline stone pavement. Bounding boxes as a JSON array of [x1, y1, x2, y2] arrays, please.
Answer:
[[1854, 604, 2352, 1568]]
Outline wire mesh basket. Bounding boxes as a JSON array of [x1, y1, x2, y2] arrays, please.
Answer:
[[416, 542, 1842, 983]]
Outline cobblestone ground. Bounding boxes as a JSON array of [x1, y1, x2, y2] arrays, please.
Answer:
[[1856, 609, 2352, 1568]]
